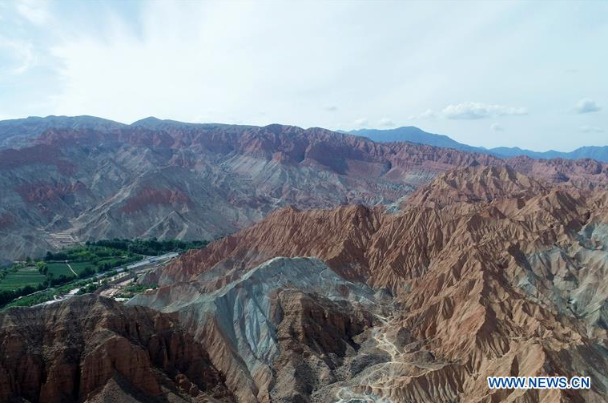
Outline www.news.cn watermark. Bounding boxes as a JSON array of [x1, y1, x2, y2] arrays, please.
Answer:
[[488, 376, 591, 390]]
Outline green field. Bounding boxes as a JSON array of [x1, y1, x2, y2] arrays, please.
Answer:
[[1, 237, 206, 309], [95, 258, 123, 267], [46, 262, 76, 278], [0, 267, 46, 291], [46, 261, 120, 278]]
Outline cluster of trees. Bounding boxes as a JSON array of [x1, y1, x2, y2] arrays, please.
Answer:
[[43, 247, 137, 263], [77, 283, 99, 295], [36, 262, 48, 275], [89, 238, 207, 256], [94, 258, 130, 273], [0, 284, 42, 306], [43, 251, 69, 261]]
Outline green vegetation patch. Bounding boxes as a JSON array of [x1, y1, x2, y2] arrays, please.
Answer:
[[0, 267, 46, 291], [68, 262, 96, 274], [4, 290, 56, 309]]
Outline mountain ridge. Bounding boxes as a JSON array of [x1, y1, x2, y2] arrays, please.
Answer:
[[1, 114, 608, 401], [350, 126, 608, 162], [2, 115, 606, 163], [0, 120, 503, 261]]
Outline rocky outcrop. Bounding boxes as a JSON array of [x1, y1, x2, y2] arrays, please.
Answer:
[[406, 165, 547, 208], [148, 204, 384, 286], [131, 257, 381, 402], [0, 295, 233, 402]]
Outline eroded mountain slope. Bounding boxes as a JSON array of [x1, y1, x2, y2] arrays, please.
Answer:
[[134, 165, 608, 402], [131, 257, 383, 401], [0, 122, 500, 261]]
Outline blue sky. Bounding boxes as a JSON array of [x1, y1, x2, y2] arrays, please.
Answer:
[[0, 0, 606, 151]]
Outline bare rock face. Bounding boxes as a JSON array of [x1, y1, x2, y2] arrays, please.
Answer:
[[138, 165, 608, 402], [0, 295, 233, 402], [269, 289, 375, 402], [148, 204, 384, 287], [406, 165, 547, 208]]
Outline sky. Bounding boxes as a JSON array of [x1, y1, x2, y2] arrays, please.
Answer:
[[0, 0, 606, 151]]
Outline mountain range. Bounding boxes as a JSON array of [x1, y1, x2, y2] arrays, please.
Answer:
[[3, 164, 607, 401], [1, 116, 500, 261], [1, 116, 607, 262], [1, 116, 608, 402], [350, 127, 608, 162], [2, 115, 606, 162]]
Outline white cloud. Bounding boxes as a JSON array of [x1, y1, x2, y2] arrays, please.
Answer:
[[408, 103, 525, 122], [575, 98, 601, 114], [408, 109, 437, 120], [378, 117, 395, 127], [0, 37, 35, 74], [48, 1, 387, 124], [491, 123, 503, 132], [442, 102, 527, 120], [16, 0, 50, 26], [580, 125, 604, 133], [1, 1, 607, 151], [354, 118, 369, 127]]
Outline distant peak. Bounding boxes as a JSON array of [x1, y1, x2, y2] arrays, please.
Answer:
[[130, 116, 163, 126]]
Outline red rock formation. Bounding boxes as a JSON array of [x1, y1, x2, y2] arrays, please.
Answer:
[[0, 295, 233, 402], [509, 155, 608, 190], [141, 165, 608, 402]]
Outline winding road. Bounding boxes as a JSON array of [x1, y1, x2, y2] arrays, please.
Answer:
[[66, 263, 78, 277], [34, 253, 179, 307], [333, 311, 442, 403]]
